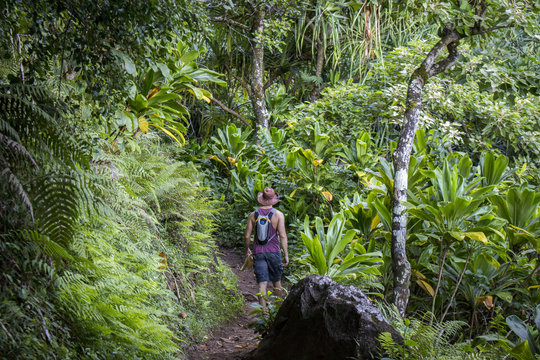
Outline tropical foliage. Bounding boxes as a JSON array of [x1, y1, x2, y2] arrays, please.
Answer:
[[1, 0, 539, 358]]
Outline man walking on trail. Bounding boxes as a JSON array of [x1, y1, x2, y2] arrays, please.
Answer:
[[245, 187, 288, 307]]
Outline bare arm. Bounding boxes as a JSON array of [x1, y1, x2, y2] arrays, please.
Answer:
[[277, 212, 289, 267], [244, 212, 255, 256]]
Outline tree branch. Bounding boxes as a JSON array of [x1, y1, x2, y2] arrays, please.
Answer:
[[475, 2, 489, 29], [210, 97, 251, 127], [423, 25, 461, 76], [209, 16, 251, 31], [428, 39, 460, 77], [469, 24, 514, 36]]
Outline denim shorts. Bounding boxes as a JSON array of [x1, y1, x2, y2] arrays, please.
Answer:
[[253, 252, 283, 283]]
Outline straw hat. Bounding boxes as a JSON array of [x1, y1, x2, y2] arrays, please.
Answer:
[[257, 187, 279, 206]]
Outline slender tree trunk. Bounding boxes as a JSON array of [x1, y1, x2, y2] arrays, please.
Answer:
[[251, 8, 269, 129], [391, 25, 460, 317]]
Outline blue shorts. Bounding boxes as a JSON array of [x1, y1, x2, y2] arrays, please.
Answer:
[[253, 252, 283, 283]]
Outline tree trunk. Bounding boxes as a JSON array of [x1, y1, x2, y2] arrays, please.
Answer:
[[251, 8, 269, 129], [391, 25, 460, 317]]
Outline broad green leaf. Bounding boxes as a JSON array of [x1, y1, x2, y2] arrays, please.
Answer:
[[303, 215, 312, 239], [449, 231, 465, 241], [507, 315, 536, 351], [326, 229, 355, 269], [156, 62, 171, 80], [112, 49, 137, 76], [179, 50, 199, 65], [129, 94, 148, 112], [495, 291, 512, 303], [147, 91, 181, 106], [315, 217, 325, 248]]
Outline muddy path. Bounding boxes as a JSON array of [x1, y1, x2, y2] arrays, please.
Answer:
[[186, 247, 260, 360]]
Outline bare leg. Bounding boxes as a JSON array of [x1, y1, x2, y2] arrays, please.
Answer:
[[258, 281, 268, 307]]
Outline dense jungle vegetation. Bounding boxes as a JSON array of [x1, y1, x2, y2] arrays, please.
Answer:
[[0, 0, 538, 359]]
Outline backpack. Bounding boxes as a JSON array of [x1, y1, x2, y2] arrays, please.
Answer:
[[254, 209, 277, 246]]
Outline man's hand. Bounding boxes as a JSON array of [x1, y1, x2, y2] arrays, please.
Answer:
[[283, 254, 289, 267], [245, 248, 252, 258]]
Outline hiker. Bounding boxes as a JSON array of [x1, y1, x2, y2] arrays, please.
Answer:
[[244, 187, 289, 307]]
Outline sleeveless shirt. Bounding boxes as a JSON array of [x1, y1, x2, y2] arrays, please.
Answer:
[[252, 207, 280, 254]]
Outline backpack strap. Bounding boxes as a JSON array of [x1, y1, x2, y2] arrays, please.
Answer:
[[267, 209, 278, 242]]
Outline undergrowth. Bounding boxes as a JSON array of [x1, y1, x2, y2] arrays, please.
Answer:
[[377, 307, 491, 360], [0, 83, 242, 360]]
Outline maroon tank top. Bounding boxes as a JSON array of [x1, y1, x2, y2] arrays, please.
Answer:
[[253, 207, 280, 254]]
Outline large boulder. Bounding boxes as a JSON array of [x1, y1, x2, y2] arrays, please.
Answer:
[[249, 275, 402, 360]]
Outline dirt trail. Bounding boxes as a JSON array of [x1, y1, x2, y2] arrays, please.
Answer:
[[186, 247, 260, 360]]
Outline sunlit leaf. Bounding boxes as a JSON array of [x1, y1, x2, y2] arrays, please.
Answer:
[[209, 155, 227, 167], [147, 87, 161, 100], [138, 117, 149, 133], [158, 252, 167, 269], [476, 295, 494, 308], [465, 231, 488, 244], [149, 123, 184, 146], [416, 279, 435, 297], [321, 191, 332, 201], [370, 215, 380, 230]]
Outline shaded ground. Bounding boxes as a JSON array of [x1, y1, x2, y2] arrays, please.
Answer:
[[186, 248, 260, 360]]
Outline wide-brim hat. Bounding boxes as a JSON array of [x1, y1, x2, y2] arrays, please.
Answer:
[[257, 187, 279, 206]]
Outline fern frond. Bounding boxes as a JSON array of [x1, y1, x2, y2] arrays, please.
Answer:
[[32, 174, 82, 246], [0, 132, 38, 167], [0, 153, 34, 220], [0, 84, 90, 167], [19, 229, 73, 262]]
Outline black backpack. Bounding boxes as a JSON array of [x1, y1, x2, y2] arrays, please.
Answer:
[[254, 209, 277, 245]]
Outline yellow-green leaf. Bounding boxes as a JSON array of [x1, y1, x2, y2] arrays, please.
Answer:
[[321, 191, 332, 202], [476, 295, 494, 308], [370, 215, 380, 230], [449, 231, 465, 241], [412, 269, 427, 280], [138, 117, 149, 133], [147, 87, 161, 100], [158, 251, 167, 269], [209, 155, 227, 167], [465, 231, 488, 244], [416, 279, 435, 297], [302, 149, 314, 161], [149, 124, 184, 146]]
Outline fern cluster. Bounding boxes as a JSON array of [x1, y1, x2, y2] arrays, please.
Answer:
[[377, 307, 488, 360], [0, 78, 242, 359]]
